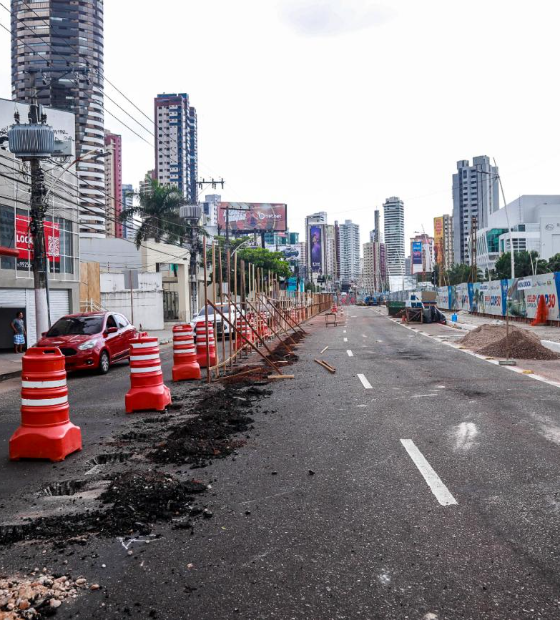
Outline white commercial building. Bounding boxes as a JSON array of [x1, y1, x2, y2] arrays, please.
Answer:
[[383, 197, 405, 278], [338, 220, 360, 283], [0, 101, 80, 348], [474, 195, 560, 274]]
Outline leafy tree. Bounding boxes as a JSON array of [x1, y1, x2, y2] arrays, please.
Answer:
[[494, 251, 548, 279], [120, 177, 187, 248], [444, 263, 482, 285], [547, 253, 560, 273], [237, 247, 292, 279]]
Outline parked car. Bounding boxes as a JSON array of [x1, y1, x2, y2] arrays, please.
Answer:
[[191, 304, 243, 339], [36, 312, 138, 374]]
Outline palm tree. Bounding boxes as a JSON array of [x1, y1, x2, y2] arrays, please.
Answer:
[[120, 177, 187, 248]]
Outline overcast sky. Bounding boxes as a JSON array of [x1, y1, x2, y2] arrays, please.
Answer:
[[1, 0, 559, 246]]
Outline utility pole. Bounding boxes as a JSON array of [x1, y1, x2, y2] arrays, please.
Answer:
[[9, 96, 55, 342], [470, 215, 478, 283]]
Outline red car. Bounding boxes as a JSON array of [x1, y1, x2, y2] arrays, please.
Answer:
[[37, 312, 138, 374]]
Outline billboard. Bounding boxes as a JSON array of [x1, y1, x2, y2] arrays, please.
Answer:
[[217, 203, 287, 232], [411, 241, 423, 274], [277, 245, 301, 261], [309, 226, 322, 273], [15, 215, 60, 270]]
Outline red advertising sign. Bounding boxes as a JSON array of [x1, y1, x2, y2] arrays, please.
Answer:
[[15, 215, 60, 269], [218, 203, 287, 232]]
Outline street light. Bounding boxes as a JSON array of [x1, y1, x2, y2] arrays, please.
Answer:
[[475, 165, 515, 279]]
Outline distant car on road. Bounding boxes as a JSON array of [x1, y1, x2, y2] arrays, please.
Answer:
[[37, 312, 138, 374], [191, 304, 243, 340]]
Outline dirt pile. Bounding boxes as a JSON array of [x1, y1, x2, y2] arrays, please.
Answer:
[[459, 324, 509, 350], [460, 324, 559, 360], [0, 573, 90, 619], [478, 329, 559, 360], [150, 384, 270, 467]]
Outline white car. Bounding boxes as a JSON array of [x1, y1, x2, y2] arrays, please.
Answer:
[[191, 304, 243, 339]]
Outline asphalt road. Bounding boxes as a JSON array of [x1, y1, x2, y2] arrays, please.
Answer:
[[2, 308, 560, 619]]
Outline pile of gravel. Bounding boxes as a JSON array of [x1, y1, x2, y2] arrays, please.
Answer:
[[460, 324, 559, 360], [459, 324, 509, 350]]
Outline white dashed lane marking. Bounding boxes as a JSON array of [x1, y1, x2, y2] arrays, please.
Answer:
[[347, 350, 353, 357], [400, 439, 457, 507], [357, 374, 372, 389]]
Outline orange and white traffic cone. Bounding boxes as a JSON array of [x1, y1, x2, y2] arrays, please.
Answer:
[[172, 325, 201, 381], [10, 347, 82, 461], [125, 335, 171, 413]]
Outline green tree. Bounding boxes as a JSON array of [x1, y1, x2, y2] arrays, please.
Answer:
[[494, 251, 548, 279], [237, 247, 292, 279], [444, 263, 482, 285], [120, 177, 187, 248], [547, 253, 560, 273]]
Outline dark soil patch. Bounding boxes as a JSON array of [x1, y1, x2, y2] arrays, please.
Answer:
[[150, 384, 258, 467], [0, 471, 206, 545]]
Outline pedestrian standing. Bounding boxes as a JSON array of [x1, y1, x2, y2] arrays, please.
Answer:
[[11, 311, 26, 353]]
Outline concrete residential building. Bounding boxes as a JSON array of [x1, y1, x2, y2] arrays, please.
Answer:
[[410, 233, 435, 275], [155, 93, 198, 203], [104, 131, 123, 238], [434, 214, 454, 271], [474, 195, 560, 274], [11, 0, 106, 237], [363, 241, 387, 292], [452, 156, 500, 265], [339, 220, 360, 283], [305, 212, 337, 289], [383, 197, 405, 277], [121, 184, 139, 241]]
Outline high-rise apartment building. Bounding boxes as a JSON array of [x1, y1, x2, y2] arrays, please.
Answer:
[[140, 170, 155, 196], [410, 233, 434, 275], [104, 131, 122, 238], [363, 241, 387, 292], [339, 220, 360, 283], [11, 0, 105, 236], [121, 184, 135, 240], [434, 214, 454, 271], [305, 212, 337, 289], [383, 197, 405, 277], [452, 156, 499, 265], [155, 93, 198, 203]]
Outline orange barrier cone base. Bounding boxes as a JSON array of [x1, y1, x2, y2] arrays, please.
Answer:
[[197, 355, 217, 368], [9, 422, 82, 462], [173, 364, 202, 382], [125, 385, 171, 414]]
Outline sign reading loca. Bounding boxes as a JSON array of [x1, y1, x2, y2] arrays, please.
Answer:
[[218, 203, 287, 232], [15, 215, 60, 270]]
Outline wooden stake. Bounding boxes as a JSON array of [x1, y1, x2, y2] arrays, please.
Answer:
[[314, 359, 336, 373], [203, 240, 210, 383], [208, 299, 282, 376]]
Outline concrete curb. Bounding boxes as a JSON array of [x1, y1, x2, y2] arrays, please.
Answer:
[[0, 370, 21, 382]]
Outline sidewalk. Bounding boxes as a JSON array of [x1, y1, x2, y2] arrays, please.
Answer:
[[0, 353, 23, 381]]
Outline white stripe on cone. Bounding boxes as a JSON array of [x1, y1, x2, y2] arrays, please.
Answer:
[[22, 379, 67, 389], [174, 348, 196, 354], [131, 341, 158, 349], [22, 396, 68, 407], [130, 353, 161, 361], [130, 365, 162, 374]]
